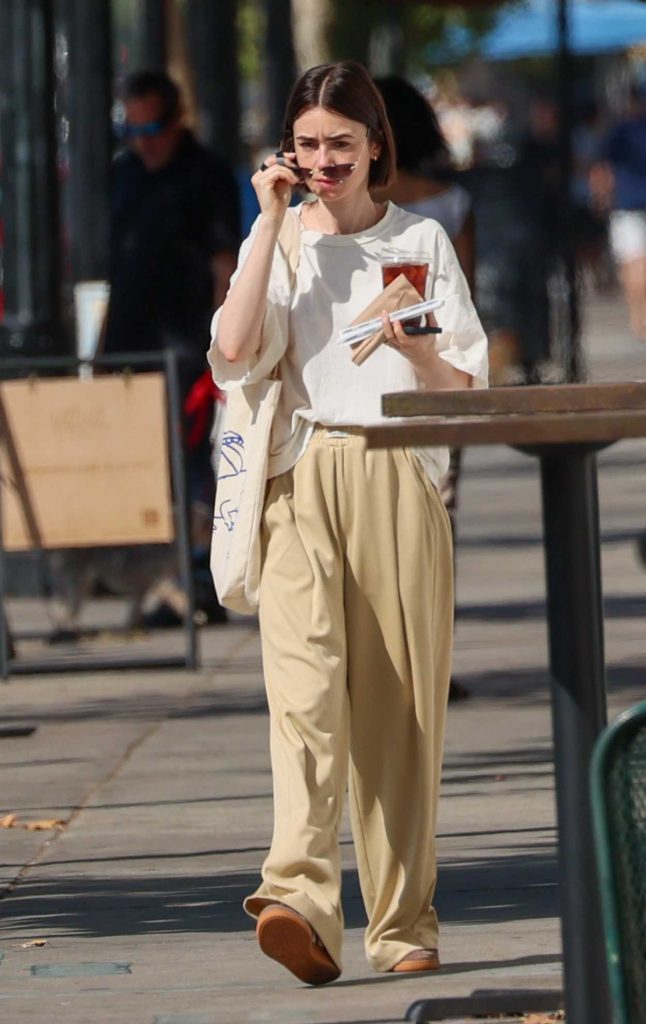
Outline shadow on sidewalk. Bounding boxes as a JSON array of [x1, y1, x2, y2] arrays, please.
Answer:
[[459, 525, 642, 550], [0, 850, 557, 940], [1, 685, 269, 724], [446, 662, 646, 703], [458, 591, 646, 622]]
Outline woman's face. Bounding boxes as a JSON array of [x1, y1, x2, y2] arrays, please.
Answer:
[[292, 106, 379, 201]]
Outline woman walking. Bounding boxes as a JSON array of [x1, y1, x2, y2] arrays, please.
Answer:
[[208, 60, 488, 985]]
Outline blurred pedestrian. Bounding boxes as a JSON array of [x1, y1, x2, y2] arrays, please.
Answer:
[[374, 76, 475, 289], [374, 74, 475, 701], [591, 84, 646, 340], [464, 94, 554, 383], [104, 69, 241, 626], [572, 99, 613, 293], [105, 69, 241, 376], [209, 60, 488, 984]]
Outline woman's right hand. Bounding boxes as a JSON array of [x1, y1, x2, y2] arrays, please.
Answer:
[[251, 153, 300, 223]]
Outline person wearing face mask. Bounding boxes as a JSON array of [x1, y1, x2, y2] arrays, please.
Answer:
[[105, 69, 240, 387], [208, 60, 488, 986], [104, 69, 240, 627]]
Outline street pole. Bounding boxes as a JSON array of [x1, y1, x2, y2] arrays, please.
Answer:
[[59, 0, 112, 284], [0, 0, 63, 357], [557, 0, 583, 381], [266, 0, 298, 146], [185, 0, 241, 163], [142, 0, 167, 68]]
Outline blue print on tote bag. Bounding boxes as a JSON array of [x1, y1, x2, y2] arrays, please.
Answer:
[[209, 209, 300, 614], [213, 430, 246, 534], [218, 430, 247, 480]]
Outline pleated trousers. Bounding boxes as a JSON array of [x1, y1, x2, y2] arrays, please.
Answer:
[[243, 426, 453, 973]]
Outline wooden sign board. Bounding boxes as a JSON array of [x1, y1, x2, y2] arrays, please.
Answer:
[[0, 373, 174, 550]]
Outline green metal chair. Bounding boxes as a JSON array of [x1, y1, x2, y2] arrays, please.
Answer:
[[591, 701, 646, 1024]]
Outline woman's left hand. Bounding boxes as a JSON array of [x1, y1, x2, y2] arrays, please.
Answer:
[[381, 310, 472, 390], [380, 311, 436, 362]]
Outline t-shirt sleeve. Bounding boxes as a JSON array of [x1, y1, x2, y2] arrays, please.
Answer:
[[429, 224, 488, 389], [207, 215, 291, 391]]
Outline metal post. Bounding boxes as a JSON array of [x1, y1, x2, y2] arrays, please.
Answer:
[[164, 350, 198, 670], [58, 0, 112, 284], [540, 447, 612, 1024], [185, 0, 240, 162], [0, 0, 63, 357], [556, 0, 582, 381], [265, 0, 297, 145], [142, 0, 167, 67]]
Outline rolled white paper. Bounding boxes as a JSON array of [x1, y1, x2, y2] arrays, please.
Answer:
[[338, 297, 445, 346]]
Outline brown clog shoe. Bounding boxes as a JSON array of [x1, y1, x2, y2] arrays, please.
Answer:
[[256, 905, 340, 986], [390, 948, 440, 973]]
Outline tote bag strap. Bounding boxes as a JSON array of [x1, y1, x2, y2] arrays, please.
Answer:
[[276, 207, 301, 283], [270, 209, 301, 382]]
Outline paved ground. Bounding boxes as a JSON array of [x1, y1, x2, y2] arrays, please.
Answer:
[[0, 288, 644, 1023]]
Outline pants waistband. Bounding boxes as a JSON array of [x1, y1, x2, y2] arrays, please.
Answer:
[[312, 424, 367, 438]]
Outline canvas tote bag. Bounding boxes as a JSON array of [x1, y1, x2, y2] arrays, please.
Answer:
[[210, 210, 300, 615]]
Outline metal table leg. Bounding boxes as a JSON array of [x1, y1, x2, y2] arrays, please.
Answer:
[[539, 445, 612, 1024]]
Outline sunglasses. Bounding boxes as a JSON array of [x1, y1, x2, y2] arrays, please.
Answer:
[[291, 161, 359, 183], [116, 117, 171, 141], [286, 130, 371, 184]]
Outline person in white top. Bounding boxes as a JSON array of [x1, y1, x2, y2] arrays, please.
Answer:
[[208, 60, 488, 986], [375, 75, 477, 703], [374, 76, 475, 288]]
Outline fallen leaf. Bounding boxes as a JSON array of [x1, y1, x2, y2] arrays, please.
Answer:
[[24, 819, 65, 831], [0, 814, 65, 831], [21, 939, 48, 948]]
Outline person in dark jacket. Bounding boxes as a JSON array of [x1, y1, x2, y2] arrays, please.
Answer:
[[105, 70, 241, 626]]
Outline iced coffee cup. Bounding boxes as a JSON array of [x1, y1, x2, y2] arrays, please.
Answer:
[[381, 258, 429, 327]]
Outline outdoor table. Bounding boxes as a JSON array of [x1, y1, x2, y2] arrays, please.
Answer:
[[366, 381, 646, 1024]]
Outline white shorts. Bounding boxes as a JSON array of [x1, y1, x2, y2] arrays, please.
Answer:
[[609, 209, 646, 264]]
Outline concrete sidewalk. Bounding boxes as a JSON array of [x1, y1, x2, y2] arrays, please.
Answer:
[[0, 627, 569, 1024], [0, 291, 644, 1023]]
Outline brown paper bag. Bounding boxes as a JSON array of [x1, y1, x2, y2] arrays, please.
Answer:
[[350, 274, 426, 366]]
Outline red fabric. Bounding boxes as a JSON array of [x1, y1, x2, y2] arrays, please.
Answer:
[[184, 370, 225, 448]]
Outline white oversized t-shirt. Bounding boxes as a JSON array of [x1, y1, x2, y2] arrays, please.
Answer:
[[208, 201, 488, 485]]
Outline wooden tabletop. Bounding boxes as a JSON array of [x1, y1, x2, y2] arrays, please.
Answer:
[[366, 382, 646, 449]]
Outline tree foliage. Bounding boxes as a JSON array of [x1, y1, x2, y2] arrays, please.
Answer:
[[328, 0, 504, 72]]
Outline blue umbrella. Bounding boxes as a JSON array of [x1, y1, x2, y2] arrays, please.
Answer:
[[430, 0, 646, 62]]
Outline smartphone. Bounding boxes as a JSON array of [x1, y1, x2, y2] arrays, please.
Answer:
[[403, 325, 442, 336]]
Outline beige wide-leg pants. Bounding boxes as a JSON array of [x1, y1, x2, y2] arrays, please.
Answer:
[[243, 427, 453, 973]]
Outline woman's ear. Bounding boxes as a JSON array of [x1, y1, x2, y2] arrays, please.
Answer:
[[369, 128, 384, 163]]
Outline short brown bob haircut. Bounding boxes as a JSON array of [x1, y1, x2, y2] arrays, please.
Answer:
[[281, 60, 396, 189]]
